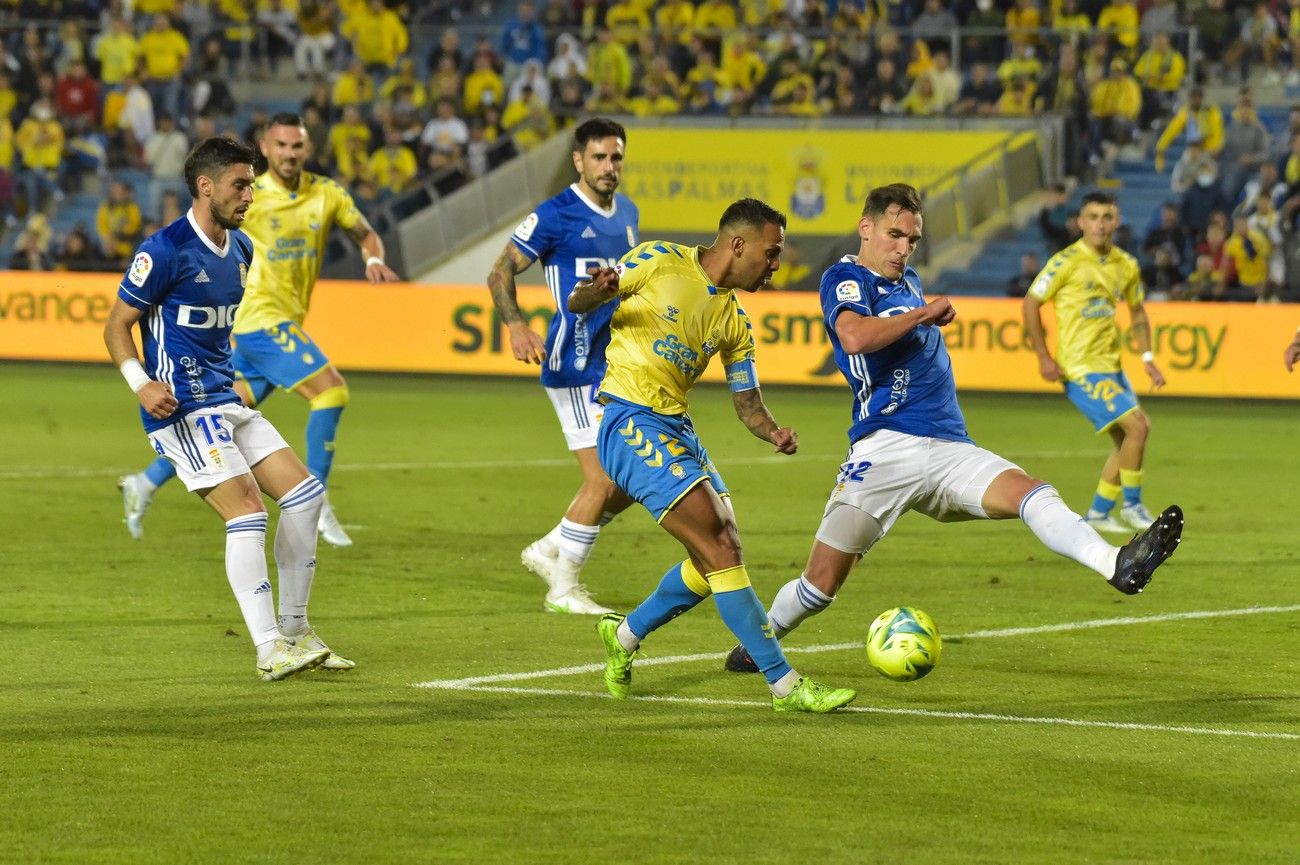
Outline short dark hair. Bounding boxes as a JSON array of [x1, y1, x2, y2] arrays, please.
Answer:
[[1080, 190, 1117, 210], [718, 197, 786, 233], [862, 183, 923, 219], [267, 111, 305, 129], [184, 136, 256, 197], [572, 117, 626, 152]]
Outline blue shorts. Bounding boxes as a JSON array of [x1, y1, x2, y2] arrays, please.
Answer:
[[232, 322, 331, 394], [597, 398, 728, 523], [1064, 371, 1139, 432]]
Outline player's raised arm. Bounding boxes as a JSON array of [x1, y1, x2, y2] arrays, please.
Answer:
[[487, 240, 546, 364], [1127, 303, 1165, 389], [344, 217, 399, 283], [103, 297, 178, 420], [1021, 293, 1062, 383], [568, 266, 620, 313], [731, 386, 797, 454]]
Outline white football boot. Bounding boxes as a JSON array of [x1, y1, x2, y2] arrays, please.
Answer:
[[1084, 512, 1131, 534], [117, 473, 154, 541], [257, 638, 329, 681], [545, 583, 615, 615], [521, 539, 559, 584], [286, 626, 355, 671], [1119, 503, 1157, 532], [317, 494, 353, 547]]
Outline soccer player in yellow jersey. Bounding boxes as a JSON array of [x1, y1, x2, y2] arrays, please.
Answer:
[[119, 113, 399, 556], [1023, 191, 1166, 534], [573, 198, 856, 713]]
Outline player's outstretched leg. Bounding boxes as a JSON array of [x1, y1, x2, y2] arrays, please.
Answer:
[[597, 613, 637, 698], [117, 457, 176, 540], [258, 637, 330, 681], [305, 382, 352, 547], [1109, 505, 1183, 595]]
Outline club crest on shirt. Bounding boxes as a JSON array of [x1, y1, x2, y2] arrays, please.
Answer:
[[835, 279, 861, 302], [128, 251, 153, 287], [238, 262, 248, 287]]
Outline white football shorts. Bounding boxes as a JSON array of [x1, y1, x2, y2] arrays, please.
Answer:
[[817, 429, 1020, 544], [545, 384, 604, 451], [148, 403, 290, 492]]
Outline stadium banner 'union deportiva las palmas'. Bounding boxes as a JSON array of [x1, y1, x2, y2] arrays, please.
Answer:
[[625, 129, 1013, 233], [2, 274, 1298, 399]]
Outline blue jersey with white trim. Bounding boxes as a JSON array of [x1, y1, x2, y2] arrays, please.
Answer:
[[510, 185, 639, 388], [117, 211, 252, 432], [819, 256, 971, 445]]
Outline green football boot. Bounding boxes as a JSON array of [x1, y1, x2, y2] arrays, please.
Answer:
[[257, 638, 329, 682], [288, 626, 355, 671], [597, 613, 636, 699], [772, 677, 856, 713]]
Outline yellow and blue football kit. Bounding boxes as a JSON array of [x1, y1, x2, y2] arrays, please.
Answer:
[[1029, 238, 1144, 432], [596, 240, 759, 522], [232, 171, 362, 392]]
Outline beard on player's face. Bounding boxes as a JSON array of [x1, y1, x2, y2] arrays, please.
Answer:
[[210, 198, 246, 230]]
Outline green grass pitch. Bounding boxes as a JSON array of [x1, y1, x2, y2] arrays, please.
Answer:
[[1, 362, 1297, 864]]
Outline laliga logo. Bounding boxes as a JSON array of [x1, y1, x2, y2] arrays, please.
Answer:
[[177, 304, 240, 329]]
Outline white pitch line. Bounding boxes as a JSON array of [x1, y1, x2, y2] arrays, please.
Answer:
[[433, 685, 1300, 742], [412, 605, 1300, 690], [0, 449, 1111, 481]]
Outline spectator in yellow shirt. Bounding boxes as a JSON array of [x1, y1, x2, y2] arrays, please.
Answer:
[[500, 86, 556, 150], [627, 79, 682, 117], [1052, 0, 1093, 46], [1005, 0, 1042, 49], [721, 34, 766, 112], [693, 0, 739, 41], [1133, 32, 1186, 125], [1154, 87, 1224, 170], [998, 75, 1037, 115], [1089, 59, 1141, 157], [1097, 0, 1140, 55], [380, 58, 427, 112], [900, 73, 943, 116], [96, 178, 143, 261], [16, 99, 64, 210], [96, 17, 140, 87], [606, 0, 650, 45], [1223, 215, 1274, 301], [295, 0, 338, 78], [368, 127, 417, 196], [343, 0, 409, 73], [588, 28, 632, 95], [655, 0, 696, 43], [138, 14, 189, 120], [463, 50, 506, 113], [326, 105, 372, 173], [332, 58, 375, 109]]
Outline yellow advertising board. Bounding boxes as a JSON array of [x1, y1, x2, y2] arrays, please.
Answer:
[[623, 128, 1014, 233], [2, 272, 1297, 399]]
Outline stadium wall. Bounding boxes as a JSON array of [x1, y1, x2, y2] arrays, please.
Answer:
[[3, 274, 1297, 399]]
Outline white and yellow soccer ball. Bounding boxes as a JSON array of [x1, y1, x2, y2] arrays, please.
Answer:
[[866, 606, 942, 681]]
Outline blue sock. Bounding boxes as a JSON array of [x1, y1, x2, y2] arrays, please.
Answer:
[[305, 407, 344, 482], [626, 561, 707, 639], [713, 584, 793, 685], [144, 457, 176, 487]]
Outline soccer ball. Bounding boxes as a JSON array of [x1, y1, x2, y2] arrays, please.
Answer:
[[866, 606, 942, 682]]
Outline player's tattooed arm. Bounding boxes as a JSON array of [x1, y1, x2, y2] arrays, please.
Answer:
[[568, 267, 620, 313], [488, 243, 546, 364], [732, 387, 798, 454], [346, 217, 399, 282]]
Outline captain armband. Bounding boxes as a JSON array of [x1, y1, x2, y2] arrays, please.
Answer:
[[724, 359, 759, 392]]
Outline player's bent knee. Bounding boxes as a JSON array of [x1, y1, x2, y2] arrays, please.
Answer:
[[309, 384, 349, 411], [815, 502, 883, 555]]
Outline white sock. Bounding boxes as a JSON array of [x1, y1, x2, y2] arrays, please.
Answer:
[[537, 522, 564, 558], [557, 518, 600, 568], [1020, 484, 1120, 579], [138, 472, 159, 494], [225, 513, 278, 658], [767, 574, 834, 638], [275, 475, 326, 633], [616, 619, 640, 652], [769, 669, 800, 698]]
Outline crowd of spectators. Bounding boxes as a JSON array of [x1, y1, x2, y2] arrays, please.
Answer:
[[4, 0, 1300, 291]]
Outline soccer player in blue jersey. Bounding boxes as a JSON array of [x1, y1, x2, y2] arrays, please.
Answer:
[[571, 198, 856, 713], [723, 184, 1185, 673], [118, 113, 399, 548], [487, 118, 640, 615], [103, 137, 353, 681]]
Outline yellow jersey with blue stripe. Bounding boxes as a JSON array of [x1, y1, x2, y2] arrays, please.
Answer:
[[600, 241, 757, 415], [1028, 238, 1144, 379], [232, 171, 363, 334]]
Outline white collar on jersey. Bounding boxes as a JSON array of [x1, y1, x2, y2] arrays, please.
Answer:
[[570, 183, 617, 218], [841, 254, 901, 286], [187, 208, 231, 258]]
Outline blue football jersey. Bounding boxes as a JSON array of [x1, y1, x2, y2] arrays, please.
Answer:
[[510, 184, 639, 388], [819, 256, 971, 445], [117, 211, 253, 432]]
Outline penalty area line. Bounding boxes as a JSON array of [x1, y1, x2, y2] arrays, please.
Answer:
[[429, 684, 1300, 742], [411, 604, 1300, 690]]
